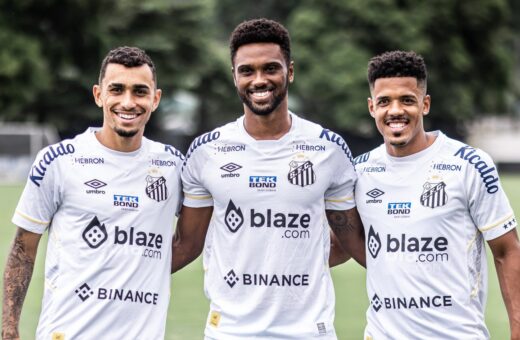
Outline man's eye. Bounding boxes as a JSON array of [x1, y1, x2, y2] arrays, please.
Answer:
[[110, 87, 123, 93]]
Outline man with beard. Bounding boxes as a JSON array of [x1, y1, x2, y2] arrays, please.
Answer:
[[172, 18, 365, 339], [2, 46, 183, 339]]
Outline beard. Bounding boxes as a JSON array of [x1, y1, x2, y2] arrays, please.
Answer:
[[238, 78, 289, 116], [114, 127, 139, 138]]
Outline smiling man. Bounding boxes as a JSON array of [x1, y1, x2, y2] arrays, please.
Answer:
[[2, 46, 183, 339], [354, 50, 520, 339], [171, 18, 365, 339]]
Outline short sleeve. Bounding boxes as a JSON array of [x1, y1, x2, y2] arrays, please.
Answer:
[[12, 147, 61, 234], [465, 149, 517, 240], [181, 145, 213, 208], [324, 138, 357, 211]]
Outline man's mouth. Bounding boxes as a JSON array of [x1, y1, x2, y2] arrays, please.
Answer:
[[114, 111, 141, 120]]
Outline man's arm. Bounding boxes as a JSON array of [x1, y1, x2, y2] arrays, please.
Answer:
[[171, 205, 213, 273], [326, 207, 365, 268], [488, 229, 520, 339], [2, 227, 41, 340], [329, 229, 351, 267]]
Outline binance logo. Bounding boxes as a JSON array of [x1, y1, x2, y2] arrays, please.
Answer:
[[371, 294, 383, 312], [224, 269, 239, 288], [209, 311, 221, 327]]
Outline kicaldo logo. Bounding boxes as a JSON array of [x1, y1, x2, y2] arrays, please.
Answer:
[[82, 216, 164, 260]]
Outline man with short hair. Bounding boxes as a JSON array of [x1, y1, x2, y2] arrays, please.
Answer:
[[2, 46, 183, 339], [172, 18, 365, 339], [355, 50, 519, 339]]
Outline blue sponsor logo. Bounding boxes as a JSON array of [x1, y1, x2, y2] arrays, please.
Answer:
[[319, 129, 354, 164], [249, 176, 277, 189], [114, 195, 139, 209], [183, 131, 221, 166], [387, 202, 411, 217], [354, 152, 370, 166], [164, 145, 185, 161], [217, 144, 246, 153], [30, 143, 75, 187], [454, 146, 498, 193]]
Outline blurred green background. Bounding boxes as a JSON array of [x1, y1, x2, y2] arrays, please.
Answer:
[[1, 0, 520, 154], [1, 175, 518, 338]]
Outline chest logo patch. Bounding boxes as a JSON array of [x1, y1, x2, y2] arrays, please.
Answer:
[[420, 181, 448, 209], [145, 175, 168, 202], [288, 160, 316, 187]]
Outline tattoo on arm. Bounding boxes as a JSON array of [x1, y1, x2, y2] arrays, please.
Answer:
[[326, 210, 355, 235], [2, 231, 36, 339]]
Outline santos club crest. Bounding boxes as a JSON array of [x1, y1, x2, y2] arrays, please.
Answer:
[[420, 181, 448, 209], [288, 158, 316, 187], [146, 175, 168, 202]]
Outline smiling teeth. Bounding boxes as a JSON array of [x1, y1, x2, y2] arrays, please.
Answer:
[[389, 122, 406, 128], [119, 113, 137, 119], [252, 91, 269, 97]]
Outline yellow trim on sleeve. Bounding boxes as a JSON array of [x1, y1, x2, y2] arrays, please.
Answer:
[[479, 213, 515, 232], [325, 195, 354, 203], [184, 193, 213, 200], [15, 210, 49, 226]]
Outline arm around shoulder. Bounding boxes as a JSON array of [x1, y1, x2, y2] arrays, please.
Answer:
[[488, 228, 520, 339], [171, 205, 213, 273], [2, 227, 42, 340]]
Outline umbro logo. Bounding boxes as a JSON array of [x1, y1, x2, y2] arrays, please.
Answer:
[[84, 179, 107, 194], [221, 163, 242, 178], [84, 179, 106, 189], [366, 188, 384, 204]]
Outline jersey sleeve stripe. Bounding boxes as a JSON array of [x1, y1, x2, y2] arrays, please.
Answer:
[[478, 212, 515, 232], [325, 195, 354, 203], [15, 210, 50, 226], [184, 193, 213, 200]]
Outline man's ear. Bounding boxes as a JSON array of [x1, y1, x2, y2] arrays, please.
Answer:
[[93, 85, 102, 107]]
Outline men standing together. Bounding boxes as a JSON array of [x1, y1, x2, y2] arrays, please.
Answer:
[[2, 18, 518, 340]]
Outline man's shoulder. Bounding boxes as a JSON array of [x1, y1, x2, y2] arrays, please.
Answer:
[[143, 137, 185, 162]]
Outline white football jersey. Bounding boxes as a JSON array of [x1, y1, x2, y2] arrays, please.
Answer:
[[182, 113, 357, 339], [12, 128, 183, 340], [354, 131, 517, 339]]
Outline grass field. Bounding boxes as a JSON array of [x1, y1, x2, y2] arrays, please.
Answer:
[[1, 175, 518, 339]]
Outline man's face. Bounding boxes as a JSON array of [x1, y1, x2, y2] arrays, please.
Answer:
[[232, 42, 293, 116], [368, 77, 431, 157], [93, 63, 161, 139]]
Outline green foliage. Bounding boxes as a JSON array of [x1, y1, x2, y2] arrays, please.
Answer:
[[287, 0, 514, 135], [0, 0, 517, 139]]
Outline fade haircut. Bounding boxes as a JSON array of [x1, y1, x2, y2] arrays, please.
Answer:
[[98, 46, 157, 87], [368, 51, 427, 91], [229, 18, 291, 66]]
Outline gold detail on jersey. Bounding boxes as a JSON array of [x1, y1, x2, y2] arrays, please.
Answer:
[[15, 210, 49, 225], [52, 332, 65, 340], [479, 213, 515, 231], [209, 310, 221, 327], [365, 336, 373, 340]]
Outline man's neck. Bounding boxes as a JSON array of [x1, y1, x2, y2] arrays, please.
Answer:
[[95, 128, 142, 152], [243, 106, 292, 141]]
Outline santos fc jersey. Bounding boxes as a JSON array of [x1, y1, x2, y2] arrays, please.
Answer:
[[182, 113, 357, 339], [354, 131, 517, 339], [12, 128, 183, 339]]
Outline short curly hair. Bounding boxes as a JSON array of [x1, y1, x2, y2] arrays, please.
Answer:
[[368, 51, 427, 91], [229, 18, 291, 66], [98, 46, 157, 87]]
